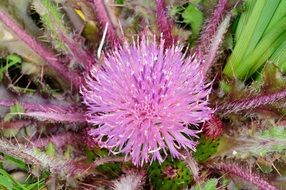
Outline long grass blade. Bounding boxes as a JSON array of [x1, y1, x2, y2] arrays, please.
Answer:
[[234, 18, 286, 79], [223, 0, 266, 77], [235, 0, 256, 43]]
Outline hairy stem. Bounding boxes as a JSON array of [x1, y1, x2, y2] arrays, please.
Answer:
[[196, 0, 229, 58], [217, 88, 286, 113], [0, 138, 91, 178], [33, 0, 96, 71], [202, 13, 231, 75], [90, 0, 122, 46], [31, 132, 80, 148], [0, 10, 81, 89], [211, 162, 277, 190], [59, 33, 96, 71], [184, 153, 200, 182], [93, 156, 130, 168], [0, 138, 67, 174], [0, 98, 86, 123], [155, 0, 176, 47]]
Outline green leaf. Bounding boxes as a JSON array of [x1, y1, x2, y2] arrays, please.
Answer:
[[148, 157, 192, 190], [243, 0, 281, 57], [266, 0, 286, 31], [194, 178, 218, 190], [204, 178, 218, 190], [97, 162, 122, 179], [32, 0, 70, 52], [235, 0, 256, 43], [115, 0, 124, 4], [0, 174, 13, 190], [181, 4, 204, 40], [6, 54, 22, 65], [4, 155, 28, 170], [193, 137, 220, 163], [24, 171, 49, 189], [224, 0, 286, 80], [224, 0, 267, 78], [64, 145, 74, 159], [0, 54, 22, 81], [261, 126, 286, 138], [227, 17, 286, 80], [4, 103, 25, 122], [0, 168, 28, 190], [45, 142, 56, 157], [169, 6, 184, 17], [270, 40, 286, 73]]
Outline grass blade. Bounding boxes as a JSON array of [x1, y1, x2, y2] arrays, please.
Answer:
[[266, 0, 286, 31], [235, 0, 256, 43], [235, 18, 286, 79], [243, 0, 281, 57], [270, 40, 286, 72], [223, 0, 266, 77]]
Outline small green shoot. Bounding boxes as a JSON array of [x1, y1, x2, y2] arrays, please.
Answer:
[[194, 178, 218, 190], [0, 54, 22, 81], [4, 103, 25, 122], [45, 142, 56, 157], [181, 4, 204, 41]]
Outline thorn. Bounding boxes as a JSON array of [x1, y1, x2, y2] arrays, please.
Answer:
[[97, 23, 109, 59]]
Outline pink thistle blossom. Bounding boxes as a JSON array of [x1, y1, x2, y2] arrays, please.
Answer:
[[82, 36, 212, 166]]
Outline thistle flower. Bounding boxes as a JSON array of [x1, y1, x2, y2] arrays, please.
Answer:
[[82, 36, 212, 166]]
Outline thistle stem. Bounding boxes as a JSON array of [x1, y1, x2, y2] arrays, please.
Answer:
[[217, 88, 286, 113], [202, 13, 231, 75], [0, 98, 86, 123], [212, 162, 277, 190], [90, 0, 122, 46], [93, 156, 130, 167], [0, 138, 67, 173], [184, 153, 200, 182], [155, 0, 176, 47], [31, 132, 80, 148], [196, 0, 229, 57], [59, 33, 96, 70], [0, 10, 82, 89], [0, 138, 89, 177]]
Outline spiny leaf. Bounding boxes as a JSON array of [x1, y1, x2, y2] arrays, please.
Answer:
[[260, 126, 286, 138], [32, 0, 70, 52]]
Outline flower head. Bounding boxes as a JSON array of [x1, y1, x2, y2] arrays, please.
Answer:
[[82, 36, 212, 166]]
